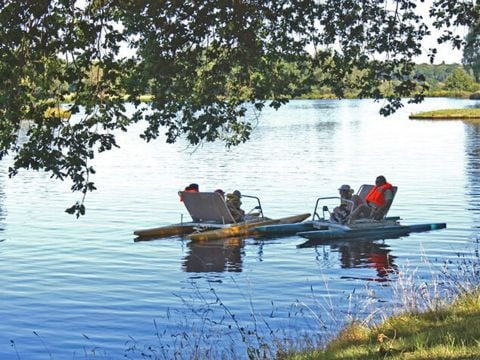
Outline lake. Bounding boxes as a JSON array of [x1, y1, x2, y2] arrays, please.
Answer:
[[1, 98, 479, 359]]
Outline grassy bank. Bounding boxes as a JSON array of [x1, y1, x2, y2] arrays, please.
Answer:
[[409, 108, 480, 120], [283, 289, 480, 359]]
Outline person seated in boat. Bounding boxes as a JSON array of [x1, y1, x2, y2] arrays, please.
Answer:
[[330, 184, 359, 224], [226, 190, 245, 222], [348, 175, 394, 222], [179, 183, 199, 202], [186, 183, 199, 192]]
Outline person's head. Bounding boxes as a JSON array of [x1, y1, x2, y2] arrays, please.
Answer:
[[186, 183, 199, 191], [375, 176, 386, 186], [338, 184, 353, 198], [233, 190, 241, 198], [214, 189, 225, 198]]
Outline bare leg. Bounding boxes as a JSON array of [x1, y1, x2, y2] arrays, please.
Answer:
[[348, 204, 373, 222]]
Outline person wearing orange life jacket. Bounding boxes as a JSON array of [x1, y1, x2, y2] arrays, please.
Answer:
[[349, 175, 394, 221], [179, 183, 199, 202]]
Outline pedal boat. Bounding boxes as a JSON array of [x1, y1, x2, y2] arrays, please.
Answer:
[[296, 219, 446, 248], [134, 191, 310, 241], [254, 184, 446, 243]]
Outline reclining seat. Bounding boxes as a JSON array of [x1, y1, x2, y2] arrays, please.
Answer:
[[383, 186, 398, 217], [351, 184, 398, 221], [179, 191, 237, 224]]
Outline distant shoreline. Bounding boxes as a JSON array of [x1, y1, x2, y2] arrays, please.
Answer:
[[299, 89, 475, 101], [409, 108, 480, 120]]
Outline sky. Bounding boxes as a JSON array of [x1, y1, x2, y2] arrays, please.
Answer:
[[416, 34, 464, 65], [414, 1, 466, 64], [108, 0, 467, 65]]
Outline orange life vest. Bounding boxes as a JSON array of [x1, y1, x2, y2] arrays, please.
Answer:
[[365, 183, 393, 207], [179, 189, 198, 202]]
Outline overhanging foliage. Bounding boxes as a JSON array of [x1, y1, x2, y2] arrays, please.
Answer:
[[0, 0, 477, 216]]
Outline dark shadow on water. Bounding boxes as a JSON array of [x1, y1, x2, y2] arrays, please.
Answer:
[[301, 237, 398, 281], [181, 238, 245, 273]]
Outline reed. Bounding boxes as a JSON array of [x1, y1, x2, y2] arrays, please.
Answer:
[[282, 246, 480, 359]]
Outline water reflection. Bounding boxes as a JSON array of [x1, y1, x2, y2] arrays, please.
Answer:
[[182, 238, 245, 273], [464, 123, 480, 223], [333, 239, 396, 279], [307, 239, 397, 281], [465, 102, 480, 109], [0, 160, 6, 238], [315, 119, 337, 135]]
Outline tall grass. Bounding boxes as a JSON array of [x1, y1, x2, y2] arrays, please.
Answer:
[[280, 244, 480, 359], [7, 244, 480, 359]]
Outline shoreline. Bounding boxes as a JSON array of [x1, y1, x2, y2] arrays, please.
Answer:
[[409, 108, 480, 120]]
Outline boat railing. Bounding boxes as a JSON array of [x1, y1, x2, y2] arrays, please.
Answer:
[[312, 196, 355, 221], [241, 194, 265, 220]]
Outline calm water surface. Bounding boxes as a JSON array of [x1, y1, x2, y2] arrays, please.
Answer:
[[1, 98, 480, 358]]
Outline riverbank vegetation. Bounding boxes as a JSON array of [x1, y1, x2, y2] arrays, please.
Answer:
[[283, 289, 480, 360], [279, 249, 480, 360], [7, 251, 480, 359], [120, 251, 480, 359], [409, 108, 480, 120]]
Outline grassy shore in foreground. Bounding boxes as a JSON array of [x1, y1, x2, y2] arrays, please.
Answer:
[[284, 290, 480, 360], [409, 108, 480, 120]]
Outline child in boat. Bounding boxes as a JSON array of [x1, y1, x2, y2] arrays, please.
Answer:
[[226, 190, 245, 222]]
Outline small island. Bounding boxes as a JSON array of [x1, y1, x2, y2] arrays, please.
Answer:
[[409, 108, 480, 120]]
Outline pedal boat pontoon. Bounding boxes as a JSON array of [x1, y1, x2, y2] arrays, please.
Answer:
[[254, 184, 446, 243], [134, 191, 310, 241]]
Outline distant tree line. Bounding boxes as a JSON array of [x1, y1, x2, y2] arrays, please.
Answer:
[[306, 62, 479, 99], [0, 1, 478, 216], [33, 58, 480, 101], [463, 20, 480, 82], [414, 63, 469, 85]]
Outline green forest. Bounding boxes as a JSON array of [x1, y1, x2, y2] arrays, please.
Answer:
[[41, 60, 480, 104], [78, 61, 479, 102], [306, 62, 480, 100]]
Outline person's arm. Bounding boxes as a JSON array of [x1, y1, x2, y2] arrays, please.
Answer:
[[372, 189, 393, 220]]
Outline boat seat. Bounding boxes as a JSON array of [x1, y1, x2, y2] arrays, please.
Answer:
[[352, 184, 398, 219], [355, 184, 374, 200], [384, 186, 398, 217], [179, 191, 236, 224]]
